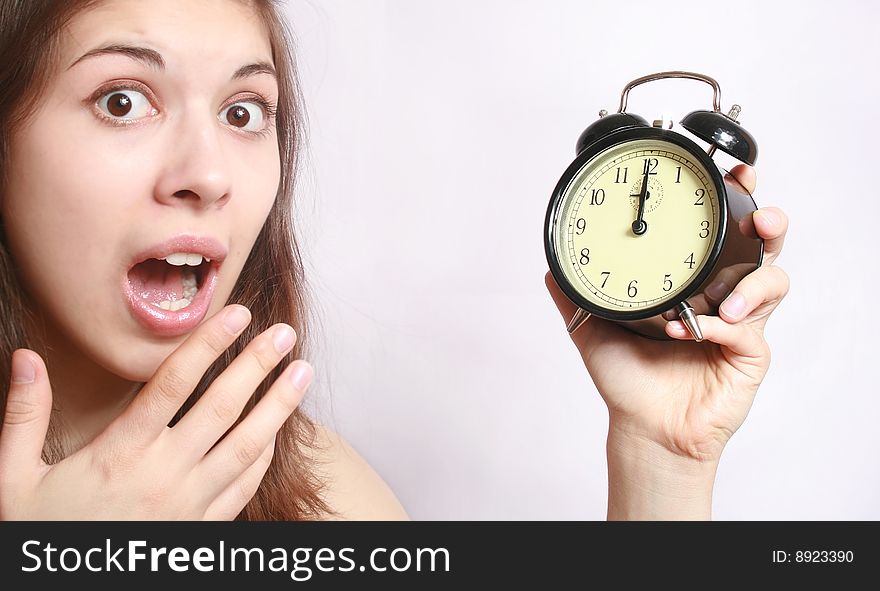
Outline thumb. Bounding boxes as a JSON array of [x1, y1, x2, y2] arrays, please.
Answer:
[[0, 349, 52, 477]]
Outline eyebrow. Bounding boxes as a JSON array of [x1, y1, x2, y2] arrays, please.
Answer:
[[66, 43, 277, 81]]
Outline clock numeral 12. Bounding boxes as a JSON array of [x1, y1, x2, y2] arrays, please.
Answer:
[[642, 158, 658, 175]]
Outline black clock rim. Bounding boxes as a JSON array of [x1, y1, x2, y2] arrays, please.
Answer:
[[543, 126, 729, 322]]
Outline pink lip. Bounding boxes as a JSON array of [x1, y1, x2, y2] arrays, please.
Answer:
[[123, 234, 228, 337]]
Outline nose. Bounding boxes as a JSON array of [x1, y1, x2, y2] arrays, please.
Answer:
[[153, 109, 232, 209]]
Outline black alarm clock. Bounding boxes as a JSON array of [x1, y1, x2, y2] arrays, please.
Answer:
[[544, 71, 763, 341]]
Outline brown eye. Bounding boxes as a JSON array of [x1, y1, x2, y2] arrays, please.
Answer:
[[227, 105, 250, 127], [107, 93, 132, 116], [220, 102, 264, 133], [97, 88, 154, 122]]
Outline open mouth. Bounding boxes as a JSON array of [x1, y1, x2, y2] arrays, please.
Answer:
[[127, 255, 214, 312]]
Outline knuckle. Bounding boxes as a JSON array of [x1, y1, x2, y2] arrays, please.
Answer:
[[232, 433, 264, 467], [150, 365, 190, 411], [207, 390, 242, 426], [2, 394, 42, 427], [245, 343, 277, 375], [195, 326, 232, 357]]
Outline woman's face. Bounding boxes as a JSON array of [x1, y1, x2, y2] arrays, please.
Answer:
[[2, 0, 281, 382]]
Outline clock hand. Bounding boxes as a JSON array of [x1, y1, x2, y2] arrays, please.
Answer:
[[630, 170, 650, 235]]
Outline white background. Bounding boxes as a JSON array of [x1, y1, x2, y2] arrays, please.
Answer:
[[284, 0, 879, 519]]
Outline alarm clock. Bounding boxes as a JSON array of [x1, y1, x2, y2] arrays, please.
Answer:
[[544, 71, 763, 341]]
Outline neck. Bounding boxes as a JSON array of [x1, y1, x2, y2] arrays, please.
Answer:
[[29, 314, 142, 458]]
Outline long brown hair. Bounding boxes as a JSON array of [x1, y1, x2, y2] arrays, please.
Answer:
[[0, 0, 334, 520]]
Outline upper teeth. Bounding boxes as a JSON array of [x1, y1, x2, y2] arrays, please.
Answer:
[[159, 252, 210, 266]]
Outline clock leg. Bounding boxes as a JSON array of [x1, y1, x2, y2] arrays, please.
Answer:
[[676, 301, 704, 342], [566, 308, 592, 334]]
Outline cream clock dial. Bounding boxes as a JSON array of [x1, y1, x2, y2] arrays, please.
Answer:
[[555, 139, 718, 312]]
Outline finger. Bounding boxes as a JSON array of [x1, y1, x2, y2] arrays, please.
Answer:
[[202, 435, 276, 521], [0, 350, 51, 481], [117, 305, 253, 445], [665, 315, 767, 360], [544, 271, 629, 361], [717, 265, 790, 325], [728, 164, 756, 194], [171, 323, 298, 461], [752, 207, 789, 266], [195, 361, 312, 503]]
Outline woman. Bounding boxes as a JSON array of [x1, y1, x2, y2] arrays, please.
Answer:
[[0, 0, 788, 520]]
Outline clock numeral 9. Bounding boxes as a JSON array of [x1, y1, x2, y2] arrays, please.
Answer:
[[627, 280, 638, 298], [662, 274, 673, 292], [642, 158, 658, 175], [589, 188, 605, 206], [684, 252, 696, 269], [699, 220, 710, 238], [579, 248, 590, 265], [600, 271, 610, 288], [694, 188, 705, 206], [575, 218, 586, 235]]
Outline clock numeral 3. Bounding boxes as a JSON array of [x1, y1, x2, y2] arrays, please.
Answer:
[[579, 248, 590, 265], [627, 280, 638, 298], [699, 220, 710, 238], [589, 189, 605, 206]]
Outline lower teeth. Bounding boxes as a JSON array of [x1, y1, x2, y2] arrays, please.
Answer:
[[153, 268, 199, 311]]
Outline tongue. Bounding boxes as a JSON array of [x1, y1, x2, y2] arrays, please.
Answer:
[[128, 259, 188, 304]]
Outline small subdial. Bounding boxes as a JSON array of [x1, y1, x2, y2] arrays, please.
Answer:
[[628, 176, 664, 213]]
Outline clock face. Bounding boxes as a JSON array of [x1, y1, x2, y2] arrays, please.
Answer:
[[552, 137, 722, 316]]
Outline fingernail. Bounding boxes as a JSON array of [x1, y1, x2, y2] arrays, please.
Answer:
[[289, 362, 313, 391], [11, 351, 36, 384], [223, 306, 251, 335], [705, 280, 730, 301], [273, 324, 296, 354], [721, 292, 745, 319], [756, 210, 778, 227]]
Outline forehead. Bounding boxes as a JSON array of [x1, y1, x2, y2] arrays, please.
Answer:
[[61, 0, 273, 71]]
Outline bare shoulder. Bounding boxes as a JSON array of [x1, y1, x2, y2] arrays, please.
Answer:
[[305, 423, 410, 521]]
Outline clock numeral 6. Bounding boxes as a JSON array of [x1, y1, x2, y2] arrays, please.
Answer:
[[662, 274, 673, 292], [699, 220, 710, 238], [589, 188, 605, 206], [579, 248, 590, 265], [694, 188, 705, 206], [575, 218, 586, 235], [627, 280, 638, 298]]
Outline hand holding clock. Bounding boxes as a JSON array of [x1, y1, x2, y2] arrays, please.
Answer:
[[545, 164, 789, 519]]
